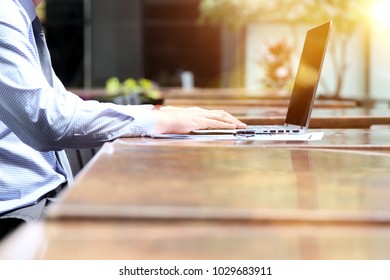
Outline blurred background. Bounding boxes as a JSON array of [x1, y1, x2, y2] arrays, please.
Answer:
[[37, 0, 390, 101]]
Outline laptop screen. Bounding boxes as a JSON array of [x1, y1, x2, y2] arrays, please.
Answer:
[[285, 21, 332, 128]]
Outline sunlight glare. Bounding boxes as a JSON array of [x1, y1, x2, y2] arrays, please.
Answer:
[[371, 0, 390, 27]]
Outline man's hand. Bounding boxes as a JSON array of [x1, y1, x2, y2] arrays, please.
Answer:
[[153, 106, 247, 134]]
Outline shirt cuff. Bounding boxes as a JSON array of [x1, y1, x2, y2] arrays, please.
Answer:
[[125, 108, 157, 136]]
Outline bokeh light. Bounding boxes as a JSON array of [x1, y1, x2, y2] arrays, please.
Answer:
[[371, 0, 390, 27]]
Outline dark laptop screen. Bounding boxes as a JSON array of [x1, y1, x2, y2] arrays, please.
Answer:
[[285, 21, 332, 128]]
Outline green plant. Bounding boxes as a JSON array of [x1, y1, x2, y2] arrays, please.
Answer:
[[105, 77, 163, 104], [105, 77, 122, 96]]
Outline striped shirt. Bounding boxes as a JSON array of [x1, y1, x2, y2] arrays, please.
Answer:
[[0, 0, 156, 213]]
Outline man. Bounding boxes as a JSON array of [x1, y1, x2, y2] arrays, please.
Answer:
[[0, 0, 246, 239]]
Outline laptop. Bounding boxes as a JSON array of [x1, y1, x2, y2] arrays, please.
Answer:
[[194, 21, 332, 135]]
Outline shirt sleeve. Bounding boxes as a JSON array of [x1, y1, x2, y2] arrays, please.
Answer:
[[0, 5, 157, 151]]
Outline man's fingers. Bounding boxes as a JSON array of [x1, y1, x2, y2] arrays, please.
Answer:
[[206, 111, 246, 128], [206, 119, 237, 129]]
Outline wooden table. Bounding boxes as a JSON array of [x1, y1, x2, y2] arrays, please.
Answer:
[[163, 98, 358, 109], [47, 135, 390, 220], [3, 131, 390, 259], [239, 107, 390, 128], [0, 129, 390, 260], [113, 128, 390, 151], [69, 87, 360, 108], [162, 91, 390, 128], [69, 87, 390, 128], [242, 116, 390, 128], [4, 219, 390, 260], [167, 99, 390, 128], [1, 143, 388, 259], [160, 87, 387, 107]]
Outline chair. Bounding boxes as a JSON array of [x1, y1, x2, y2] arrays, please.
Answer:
[[65, 146, 101, 176]]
